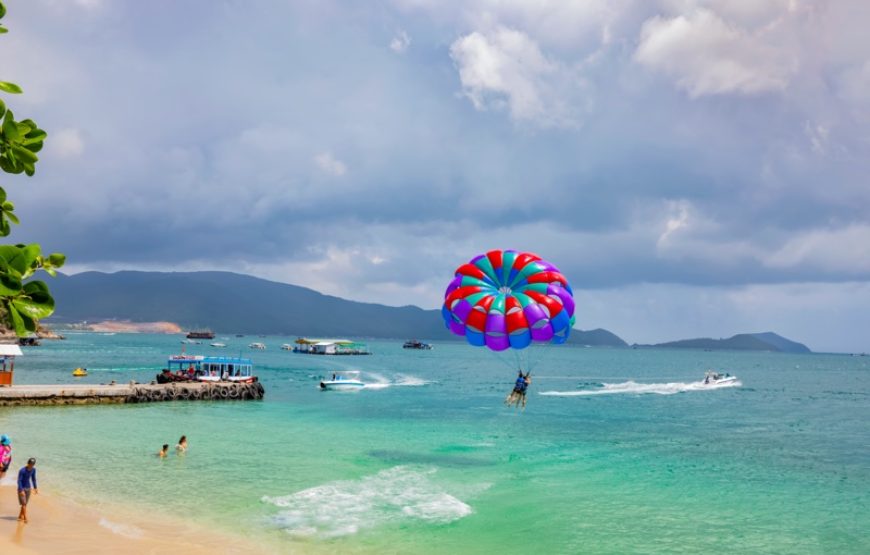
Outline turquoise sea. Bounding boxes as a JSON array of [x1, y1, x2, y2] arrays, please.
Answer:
[[1, 333, 869, 554]]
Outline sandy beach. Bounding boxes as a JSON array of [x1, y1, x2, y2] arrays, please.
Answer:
[[0, 483, 267, 554]]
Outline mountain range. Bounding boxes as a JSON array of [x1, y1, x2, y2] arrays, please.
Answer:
[[43, 270, 809, 352]]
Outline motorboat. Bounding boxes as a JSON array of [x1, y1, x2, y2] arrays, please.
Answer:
[[403, 339, 433, 350], [72, 367, 88, 377], [249, 342, 266, 350], [210, 342, 227, 348], [703, 370, 738, 385], [319, 371, 365, 391]]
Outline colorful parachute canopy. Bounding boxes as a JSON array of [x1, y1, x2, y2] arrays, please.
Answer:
[[442, 250, 576, 351]]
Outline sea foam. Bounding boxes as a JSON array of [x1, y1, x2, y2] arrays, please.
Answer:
[[98, 517, 144, 539], [540, 379, 742, 397], [262, 466, 471, 538]]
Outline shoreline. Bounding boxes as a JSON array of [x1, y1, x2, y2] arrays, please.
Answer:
[[0, 483, 271, 554]]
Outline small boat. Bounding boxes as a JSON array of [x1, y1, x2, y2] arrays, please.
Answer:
[[248, 342, 266, 350], [280, 344, 293, 351], [319, 371, 365, 391], [210, 342, 227, 348], [72, 367, 88, 377], [403, 339, 433, 350], [703, 370, 738, 385]]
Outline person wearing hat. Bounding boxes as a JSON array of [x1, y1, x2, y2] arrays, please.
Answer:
[[0, 435, 11, 479], [17, 457, 38, 523]]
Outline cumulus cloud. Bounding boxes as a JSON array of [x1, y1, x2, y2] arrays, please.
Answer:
[[389, 30, 411, 53], [49, 128, 85, 159], [450, 27, 581, 126], [314, 152, 347, 177], [634, 8, 793, 97], [765, 225, 870, 275]]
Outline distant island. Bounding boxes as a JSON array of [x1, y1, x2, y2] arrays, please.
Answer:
[[43, 270, 810, 352], [634, 332, 811, 354]]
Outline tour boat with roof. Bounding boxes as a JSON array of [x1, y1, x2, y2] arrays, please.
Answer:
[[161, 354, 257, 384]]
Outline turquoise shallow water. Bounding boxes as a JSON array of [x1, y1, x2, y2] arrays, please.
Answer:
[[1, 333, 869, 553]]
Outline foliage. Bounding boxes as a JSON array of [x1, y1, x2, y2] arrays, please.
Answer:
[[0, 1, 65, 335]]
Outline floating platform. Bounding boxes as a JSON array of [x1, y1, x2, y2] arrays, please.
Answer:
[[0, 381, 265, 407]]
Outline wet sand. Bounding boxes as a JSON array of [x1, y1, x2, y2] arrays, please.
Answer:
[[0, 483, 268, 554]]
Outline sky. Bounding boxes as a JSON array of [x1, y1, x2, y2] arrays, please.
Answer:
[[2, 0, 870, 352]]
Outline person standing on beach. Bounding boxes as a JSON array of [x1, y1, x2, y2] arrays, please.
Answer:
[[0, 435, 11, 479], [17, 458, 38, 523]]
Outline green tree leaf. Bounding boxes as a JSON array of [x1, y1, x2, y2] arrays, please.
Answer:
[[12, 280, 55, 320], [0, 81, 22, 94], [0, 257, 21, 296], [5, 302, 29, 336], [48, 253, 66, 267]]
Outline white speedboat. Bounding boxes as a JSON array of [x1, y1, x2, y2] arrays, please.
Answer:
[[249, 342, 266, 350], [319, 371, 365, 391], [210, 342, 227, 348], [703, 370, 738, 385]]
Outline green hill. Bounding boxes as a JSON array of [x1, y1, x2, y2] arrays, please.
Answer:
[[650, 332, 811, 353], [45, 270, 626, 346]]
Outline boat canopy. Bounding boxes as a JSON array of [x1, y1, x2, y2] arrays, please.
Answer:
[[167, 355, 254, 377], [295, 338, 354, 345]]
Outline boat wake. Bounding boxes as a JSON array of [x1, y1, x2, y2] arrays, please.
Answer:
[[540, 379, 742, 397], [262, 466, 471, 538], [362, 373, 433, 390]]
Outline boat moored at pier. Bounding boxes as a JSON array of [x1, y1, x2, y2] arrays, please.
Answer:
[[159, 355, 257, 384]]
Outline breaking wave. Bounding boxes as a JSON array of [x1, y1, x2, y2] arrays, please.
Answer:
[[540, 379, 742, 397], [262, 466, 471, 538]]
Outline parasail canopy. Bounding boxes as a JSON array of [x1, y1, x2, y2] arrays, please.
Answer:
[[442, 249, 575, 351]]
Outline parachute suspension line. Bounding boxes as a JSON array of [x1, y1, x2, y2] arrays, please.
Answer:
[[485, 347, 519, 373]]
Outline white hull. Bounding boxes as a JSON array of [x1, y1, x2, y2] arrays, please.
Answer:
[[708, 376, 738, 385], [319, 380, 365, 391]]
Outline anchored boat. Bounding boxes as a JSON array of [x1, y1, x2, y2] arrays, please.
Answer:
[[186, 329, 215, 340], [403, 339, 433, 350], [159, 355, 258, 384]]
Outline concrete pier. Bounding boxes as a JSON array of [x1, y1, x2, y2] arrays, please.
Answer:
[[0, 381, 265, 407]]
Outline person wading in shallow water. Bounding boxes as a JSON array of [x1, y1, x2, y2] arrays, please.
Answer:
[[17, 457, 38, 523]]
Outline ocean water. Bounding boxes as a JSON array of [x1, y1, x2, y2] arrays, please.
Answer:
[[1, 333, 869, 554]]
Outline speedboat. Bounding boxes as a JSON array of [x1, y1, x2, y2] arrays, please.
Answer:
[[72, 367, 88, 377], [248, 342, 266, 350], [703, 370, 738, 385], [319, 371, 365, 391], [210, 342, 227, 348]]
